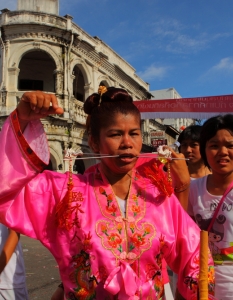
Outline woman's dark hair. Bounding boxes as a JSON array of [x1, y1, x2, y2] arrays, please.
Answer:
[[84, 87, 141, 139], [178, 125, 202, 146], [200, 114, 233, 168]]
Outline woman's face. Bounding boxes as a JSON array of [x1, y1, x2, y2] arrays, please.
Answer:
[[91, 113, 142, 176], [180, 138, 202, 164], [205, 129, 233, 175]]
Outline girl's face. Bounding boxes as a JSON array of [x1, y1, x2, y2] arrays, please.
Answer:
[[91, 113, 142, 177], [205, 129, 233, 175], [180, 138, 202, 164]]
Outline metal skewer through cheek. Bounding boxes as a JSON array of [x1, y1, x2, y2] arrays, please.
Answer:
[[63, 153, 189, 161]]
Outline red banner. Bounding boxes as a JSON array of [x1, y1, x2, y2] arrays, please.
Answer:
[[133, 94, 233, 119]]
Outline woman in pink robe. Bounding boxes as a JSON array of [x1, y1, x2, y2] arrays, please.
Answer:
[[0, 89, 215, 300]]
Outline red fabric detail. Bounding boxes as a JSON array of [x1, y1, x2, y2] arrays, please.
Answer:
[[143, 161, 173, 197], [55, 179, 74, 230], [55, 170, 85, 230], [10, 110, 47, 173]]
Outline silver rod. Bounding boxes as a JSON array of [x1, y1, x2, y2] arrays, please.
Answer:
[[64, 155, 189, 161], [138, 155, 189, 160], [78, 153, 111, 156], [64, 155, 119, 161]]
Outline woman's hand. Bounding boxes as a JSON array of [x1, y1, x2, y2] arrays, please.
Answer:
[[17, 91, 64, 132], [164, 147, 190, 211], [167, 148, 190, 188]]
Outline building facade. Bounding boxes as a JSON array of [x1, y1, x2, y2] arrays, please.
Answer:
[[150, 88, 194, 131], [0, 0, 151, 172], [140, 87, 194, 151]]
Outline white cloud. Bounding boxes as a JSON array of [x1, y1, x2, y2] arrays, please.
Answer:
[[212, 57, 233, 71], [199, 57, 233, 83], [149, 17, 232, 54], [137, 64, 169, 81]]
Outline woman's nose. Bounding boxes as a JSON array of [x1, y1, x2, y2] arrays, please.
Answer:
[[185, 145, 192, 152], [218, 146, 228, 155], [121, 134, 132, 148]]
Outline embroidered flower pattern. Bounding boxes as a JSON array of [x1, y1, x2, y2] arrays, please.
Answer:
[[117, 223, 123, 234], [95, 167, 156, 263], [183, 251, 215, 299], [131, 189, 142, 216], [101, 224, 108, 235], [129, 223, 135, 233], [106, 203, 117, 215], [145, 253, 164, 299], [99, 187, 117, 216], [107, 233, 122, 248], [131, 233, 145, 248]]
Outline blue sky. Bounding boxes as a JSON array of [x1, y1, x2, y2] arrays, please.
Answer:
[[2, 0, 233, 98]]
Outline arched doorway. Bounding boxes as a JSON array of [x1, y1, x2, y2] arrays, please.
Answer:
[[18, 51, 56, 92], [72, 65, 85, 102]]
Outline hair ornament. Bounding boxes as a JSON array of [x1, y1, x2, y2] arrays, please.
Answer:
[[98, 84, 107, 106]]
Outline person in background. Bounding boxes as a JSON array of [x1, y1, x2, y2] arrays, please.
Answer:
[[168, 125, 213, 297], [188, 114, 233, 299], [0, 89, 215, 299], [51, 283, 64, 300], [0, 225, 28, 300], [178, 125, 211, 179]]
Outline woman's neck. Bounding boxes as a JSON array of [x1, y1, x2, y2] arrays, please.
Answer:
[[188, 162, 211, 178], [100, 166, 133, 200], [207, 172, 233, 195]]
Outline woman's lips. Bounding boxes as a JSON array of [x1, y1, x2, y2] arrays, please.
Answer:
[[118, 154, 136, 162]]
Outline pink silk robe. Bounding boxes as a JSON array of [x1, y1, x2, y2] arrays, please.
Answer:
[[0, 110, 215, 300]]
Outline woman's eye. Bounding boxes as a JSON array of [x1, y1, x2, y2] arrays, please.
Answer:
[[209, 144, 218, 148]]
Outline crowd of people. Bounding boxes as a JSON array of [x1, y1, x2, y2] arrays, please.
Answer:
[[0, 86, 232, 299]]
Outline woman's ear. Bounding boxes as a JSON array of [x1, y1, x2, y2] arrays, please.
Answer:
[[88, 134, 100, 153]]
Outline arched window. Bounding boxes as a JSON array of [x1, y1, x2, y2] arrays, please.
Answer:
[[72, 65, 85, 102], [18, 51, 56, 92]]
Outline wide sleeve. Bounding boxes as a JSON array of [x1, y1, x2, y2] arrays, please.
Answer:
[[0, 110, 49, 198], [0, 110, 63, 242], [164, 194, 215, 299]]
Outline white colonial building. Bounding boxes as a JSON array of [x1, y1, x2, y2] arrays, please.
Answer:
[[0, 0, 151, 172]]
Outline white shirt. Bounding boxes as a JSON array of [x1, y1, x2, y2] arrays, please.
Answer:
[[0, 224, 27, 289], [188, 176, 233, 299]]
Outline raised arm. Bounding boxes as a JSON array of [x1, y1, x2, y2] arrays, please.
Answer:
[[167, 149, 190, 211]]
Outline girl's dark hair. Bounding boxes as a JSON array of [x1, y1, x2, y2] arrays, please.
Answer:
[[200, 114, 233, 168], [178, 125, 202, 145], [84, 87, 141, 139]]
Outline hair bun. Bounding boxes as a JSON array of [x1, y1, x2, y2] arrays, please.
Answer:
[[84, 93, 100, 115]]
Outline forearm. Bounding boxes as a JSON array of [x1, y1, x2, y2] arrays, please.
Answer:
[[0, 230, 20, 274], [174, 184, 190, 211]]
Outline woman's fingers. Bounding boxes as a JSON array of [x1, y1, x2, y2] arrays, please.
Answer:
[[19, 91, 63, 119]]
